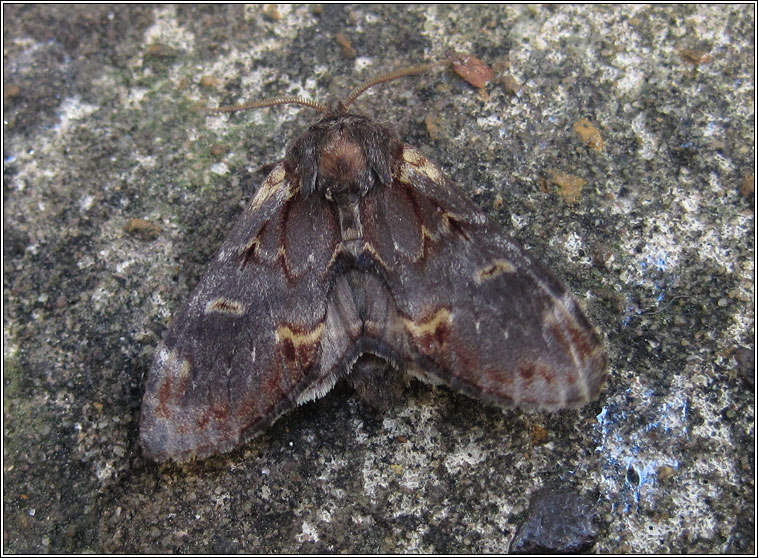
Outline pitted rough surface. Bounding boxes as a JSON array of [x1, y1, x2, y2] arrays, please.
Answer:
[[3, 4, 753, 553]]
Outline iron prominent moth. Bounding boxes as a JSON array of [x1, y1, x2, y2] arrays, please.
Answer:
[[140, 58, 607, 462]]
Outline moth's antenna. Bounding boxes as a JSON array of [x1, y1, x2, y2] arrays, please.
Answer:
[[209, 95, 329, 114], [209, 53, 473, 115], [342, 59, 450, 110]]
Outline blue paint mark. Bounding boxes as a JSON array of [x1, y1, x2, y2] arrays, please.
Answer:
[[594, 383, 687, 513], [624, 458, 662, 507], [653, 254, 667, 271], [596, 407, 608, 423], [680, 398, 689, 436]]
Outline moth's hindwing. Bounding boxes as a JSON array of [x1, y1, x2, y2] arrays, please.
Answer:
[[361, 145, 607, 410], [140, 163, 345, 462]]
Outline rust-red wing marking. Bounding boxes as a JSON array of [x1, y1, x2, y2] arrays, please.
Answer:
[[155, 354, 191, 420], [275, 322, 324, 368], [403, 307, 453, 355]]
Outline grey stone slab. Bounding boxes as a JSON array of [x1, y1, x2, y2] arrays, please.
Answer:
[[3, 4, 753, 553]]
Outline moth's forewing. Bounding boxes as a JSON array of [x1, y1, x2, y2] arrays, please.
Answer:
[[140, 165, 344, 462], [360, 145, 607, 410]]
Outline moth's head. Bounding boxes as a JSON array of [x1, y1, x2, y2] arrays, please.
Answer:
[[317, 119, 371, 199], [206, 58, 454, 200]]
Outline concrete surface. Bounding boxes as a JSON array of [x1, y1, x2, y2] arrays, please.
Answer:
[[3, 4, 754, 553]]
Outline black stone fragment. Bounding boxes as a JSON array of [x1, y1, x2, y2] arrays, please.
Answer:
[[732, 346, 754, 389], [509, 487, 599, 554]]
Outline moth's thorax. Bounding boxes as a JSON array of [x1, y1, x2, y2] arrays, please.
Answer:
[[336, 200, 364, 256], [288, 112, 398, 202], [318, 128, 370, 202]]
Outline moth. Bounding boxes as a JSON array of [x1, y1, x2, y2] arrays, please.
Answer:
[[140, 58, 607, 462]]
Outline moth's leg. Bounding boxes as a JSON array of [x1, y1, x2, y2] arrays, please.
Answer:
[[346, 354, 409, 410]]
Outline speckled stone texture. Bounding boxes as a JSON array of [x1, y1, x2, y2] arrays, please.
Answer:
[[3, 4, 754, 553]]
